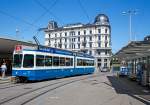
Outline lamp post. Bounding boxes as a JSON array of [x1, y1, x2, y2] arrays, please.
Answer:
[[122, 10, 137, 42]]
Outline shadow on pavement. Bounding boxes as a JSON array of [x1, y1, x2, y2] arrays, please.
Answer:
[[107, 76, 150, 105]]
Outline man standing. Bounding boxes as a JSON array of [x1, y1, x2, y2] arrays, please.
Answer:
[[1, 62, 7, 78]]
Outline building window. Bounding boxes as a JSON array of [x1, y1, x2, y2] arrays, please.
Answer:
[[71, 44, 73, 49], [65, 38, 67, 42], [105, 43, 107, 47], [98, 29, 101, 33], [65, 32, 67, 36], [105, 36, 107, 40], [60, 33, 62, 37], [84, 37, 86, 41], [78, 31, 80, 35], [78, 43, 80, 48], [84, 30, 86, 35], [49, 34, 51, 38], [89, 51, 92, 55], [105, 29, 108, 33], [104, 63, 107, 67], [89, 30, 92, 34], [55, 33, 57, 37], [49, 40, 51, 45], [98, 63, 101, 67], [72, 38, 75, 42], [89, 43, 92, 48], [105, 51, 108, 55], [98, 59, 101, 62], [70, 31, 75, 36], [98, 43, 101, 47], [98, 52, 101, 55], [90, 36, 92, 41], [78, 37, 80, 41], [60, 38, 62, 43], [65, 45, 67, 48], [104, 59, 107, 62], [98, 35, 101, 40], [58, 43, 62, 48]]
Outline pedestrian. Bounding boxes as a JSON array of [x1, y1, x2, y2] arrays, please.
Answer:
[[1, 62, 7, 78]]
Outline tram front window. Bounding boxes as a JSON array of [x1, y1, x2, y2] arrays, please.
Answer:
[[23, 54, 34, 68], [13, 54, 22, 68]]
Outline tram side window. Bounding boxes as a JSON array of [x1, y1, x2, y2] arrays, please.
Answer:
[[53, 56, 59, 66], [77, 59, 82, 66], [60, 57, 65, 66], [23, 54, 34, 68], [36, 55, 44, 66], [66, 58, 73, 66], [83, 60, 86, 66], [45, 56, 52, 66], [86, 60, 90, 66], [70, 58, 73, 66]]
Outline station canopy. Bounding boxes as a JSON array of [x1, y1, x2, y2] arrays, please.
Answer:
[[115, 40, 150, 60], [0, 37, 36, 54]]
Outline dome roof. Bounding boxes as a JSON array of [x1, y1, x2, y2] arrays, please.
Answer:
[[94, 14, 109, 25]]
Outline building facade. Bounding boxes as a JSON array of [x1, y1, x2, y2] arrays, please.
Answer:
[[44, 14, 112, 71]]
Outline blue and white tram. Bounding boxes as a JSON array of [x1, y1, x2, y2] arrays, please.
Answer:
[[12, 45, 95, 81]]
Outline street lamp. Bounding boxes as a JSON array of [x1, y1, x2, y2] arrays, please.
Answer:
[[122, 10, 137, 42]]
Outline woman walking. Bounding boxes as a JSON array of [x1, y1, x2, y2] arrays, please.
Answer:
[[1, 62, 7, 78]]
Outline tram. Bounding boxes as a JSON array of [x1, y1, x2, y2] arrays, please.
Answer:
[[12, 45, 95, 82]]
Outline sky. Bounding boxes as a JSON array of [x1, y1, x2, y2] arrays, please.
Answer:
[[0, 0, 150, 53]]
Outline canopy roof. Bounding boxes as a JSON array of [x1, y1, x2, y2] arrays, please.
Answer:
[[0, 37, 35, 54], [115, 40, 150, 60]]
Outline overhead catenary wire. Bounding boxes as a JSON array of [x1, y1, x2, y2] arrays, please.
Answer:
[[33, 0, 63, 25], [21, 0, 59, 38], [78, 0, 91, 23], [0, 9, 39, 28], [32, 0, 59, 24]]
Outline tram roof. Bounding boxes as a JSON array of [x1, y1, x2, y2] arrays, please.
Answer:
[[25, 45, 94, 58], [115, 40, 150, 60]]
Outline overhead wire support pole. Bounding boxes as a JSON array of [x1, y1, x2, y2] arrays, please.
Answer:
[[129, 11, 132, 42], [122, 10, 137, 42]]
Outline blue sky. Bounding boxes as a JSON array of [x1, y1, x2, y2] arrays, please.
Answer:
[[0, 0, 150, 53]]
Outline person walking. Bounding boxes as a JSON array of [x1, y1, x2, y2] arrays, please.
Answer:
[[1, 63, 7, 78]]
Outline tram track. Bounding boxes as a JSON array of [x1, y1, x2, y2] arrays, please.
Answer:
[[0, 83, 25, 90], [0, 73, 105, 105]]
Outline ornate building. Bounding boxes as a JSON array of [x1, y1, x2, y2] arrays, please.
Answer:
[[44, 14, 112, 71]]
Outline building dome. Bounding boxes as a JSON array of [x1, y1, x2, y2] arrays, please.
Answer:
[[94, 14, 109, 25]]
